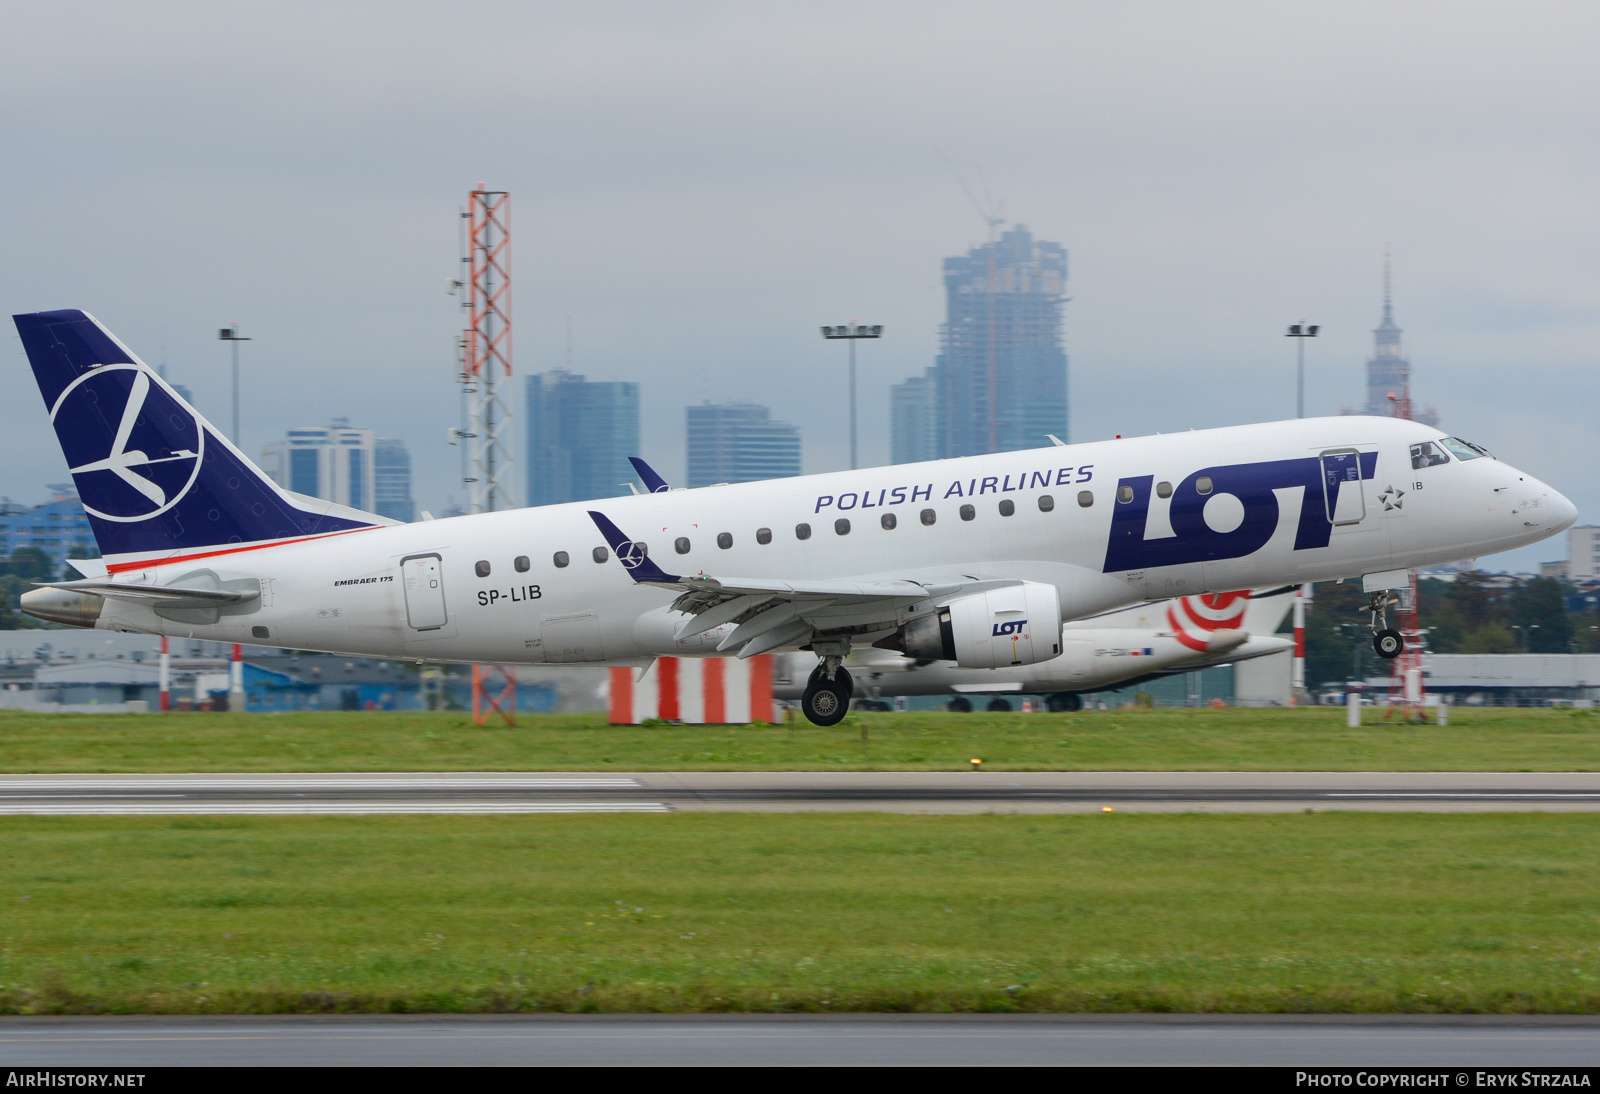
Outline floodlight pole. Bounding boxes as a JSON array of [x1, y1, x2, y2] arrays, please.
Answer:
[[1286, 322, 1318, 419], [218, 323, 251, 443], [821, 323, 883, 470]]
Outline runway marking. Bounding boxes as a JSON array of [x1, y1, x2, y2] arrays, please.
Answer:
[[0, 778, 643, 790], [0, 801, 669, 815], [1328, 792, 1600, 799]]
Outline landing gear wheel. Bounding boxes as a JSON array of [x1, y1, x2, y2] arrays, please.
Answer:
[[807, 663, 853, 697], [802, 679, 851, 726], [986, 697, 1013, 712], [1373, 628, 1404, 660], [947, 696, 973, 713], [1047, 693, 1083, 713]]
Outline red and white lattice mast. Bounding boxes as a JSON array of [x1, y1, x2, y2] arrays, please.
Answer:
[[460, 186, 514, 513]]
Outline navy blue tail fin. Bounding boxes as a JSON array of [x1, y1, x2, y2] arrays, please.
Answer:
[[628, 456, 669, 493], [12, 309, 384, 559]]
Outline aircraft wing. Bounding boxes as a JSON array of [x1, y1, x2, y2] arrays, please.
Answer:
[[587, 510, 1015, 658]]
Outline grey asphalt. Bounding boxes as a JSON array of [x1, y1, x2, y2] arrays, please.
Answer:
[[0, 1015, 1596, 1066], [2, 771, 1600, 813]]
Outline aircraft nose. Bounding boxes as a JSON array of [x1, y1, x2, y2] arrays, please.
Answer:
[[1547, 487, 1579, 534]]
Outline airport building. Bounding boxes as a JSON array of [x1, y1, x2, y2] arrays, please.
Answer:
[[260, 420, 412, 516], [525, 370, 641, 506], [686, 402, 802, 488], [0, 484, 95, 573], [895, 224, 1069, 461]]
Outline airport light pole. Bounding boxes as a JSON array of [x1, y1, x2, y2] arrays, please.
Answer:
[[218, 323, 251, 444], [1286, 323, 1319, 419], [821, 323, 882, 470]]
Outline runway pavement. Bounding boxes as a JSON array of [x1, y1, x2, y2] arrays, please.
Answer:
[[2, 771, 1600, 813], [0, 1015, 1597, 1066]]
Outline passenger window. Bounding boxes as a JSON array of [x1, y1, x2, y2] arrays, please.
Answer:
[[717, 532, 733, 549], [959, 504, 976, 521], [674, 537, 691, 554], [514, 556, 530, 573], [474, 560, 491, 577], [1411, 440, 1451, 469], [1038, 495, 1054, 512], [756, 528, 772, 545], [1196, 476, 1214, 495], [795, 523, 811, 540], [881, 512, 897, 530], [592, 546, 609, 563], [1077, 491, 1094, 508], [920, 508, 937, 525], [1441, 436, 1490, 461], [553, 551, 570, 568], [1116, 485, 1134, 504], [835, 518, 851, 535], [1156, 481, 1173, 499], [998, 499, 1015, 516]]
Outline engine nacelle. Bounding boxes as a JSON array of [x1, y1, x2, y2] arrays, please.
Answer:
[[881, 581, 1063, 669]]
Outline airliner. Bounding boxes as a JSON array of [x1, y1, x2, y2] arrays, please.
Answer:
[[785, 587, 1296, 712], [12, 310, 1577, 726]]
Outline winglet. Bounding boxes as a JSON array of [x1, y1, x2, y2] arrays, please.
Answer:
[[628, 457, 670, 494], [587, 511, 682, 584]]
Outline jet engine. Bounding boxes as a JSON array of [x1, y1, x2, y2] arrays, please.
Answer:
[[877, 581, 1063, 669]]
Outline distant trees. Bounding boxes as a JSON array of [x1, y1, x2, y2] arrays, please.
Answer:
[[1302, 572, 1598, 687]]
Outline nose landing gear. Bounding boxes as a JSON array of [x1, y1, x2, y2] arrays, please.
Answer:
[[1369, 590, 1404, 660]]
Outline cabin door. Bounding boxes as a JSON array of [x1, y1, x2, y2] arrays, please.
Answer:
[[1319, 450, 1367, 526], [400, 554, 449, 631]]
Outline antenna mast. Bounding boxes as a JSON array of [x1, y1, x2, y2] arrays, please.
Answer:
[[460, 186, 513, 513]]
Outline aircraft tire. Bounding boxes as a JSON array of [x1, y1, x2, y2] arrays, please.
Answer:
[[807, 663, 854, 696], [947, 696, 973, 713], [986, 697, 1013, 712], [802, 680, 851, 726], [1047, 693, 1083, 713], [1373, 629, 1404, 660]]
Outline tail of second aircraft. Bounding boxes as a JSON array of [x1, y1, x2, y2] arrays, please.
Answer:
[[12, 309, 391, 563]]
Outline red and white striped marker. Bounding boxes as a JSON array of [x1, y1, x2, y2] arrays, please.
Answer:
[[1292, 583, 1309, 699], [609, 655, 775, 725]]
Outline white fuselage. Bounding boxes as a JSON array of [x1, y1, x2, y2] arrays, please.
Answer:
[[90, 416, 1574, 665]]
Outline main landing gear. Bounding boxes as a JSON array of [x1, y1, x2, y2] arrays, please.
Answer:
[[1369, 590, 1404, 660], [801, 658, 854, 726]]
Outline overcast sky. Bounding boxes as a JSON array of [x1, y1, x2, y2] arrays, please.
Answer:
[[2, 1, 1595, 570]]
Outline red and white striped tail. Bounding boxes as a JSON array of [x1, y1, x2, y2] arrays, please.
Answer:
[[608, 655, 775, 725]]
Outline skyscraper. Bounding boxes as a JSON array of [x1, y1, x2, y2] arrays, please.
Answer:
[[525, 370, 641, 507], [889, 368, 939, 465], [373, 438, 415, 523], [1361, 256, 1439, 427], [686, 403, 801, 488], [260, 420, 376, 511], [932, 224, 1069, 457]]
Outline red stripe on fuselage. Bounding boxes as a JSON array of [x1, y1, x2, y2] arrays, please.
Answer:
[[104, 525, 382, 575]]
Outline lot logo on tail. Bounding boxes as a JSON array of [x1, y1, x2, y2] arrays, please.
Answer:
[[51, 365, 203, 523]]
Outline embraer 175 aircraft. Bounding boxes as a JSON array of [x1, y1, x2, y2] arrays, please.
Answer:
[[782, 586, 1297, 712], [12, 310, 1577, 726]]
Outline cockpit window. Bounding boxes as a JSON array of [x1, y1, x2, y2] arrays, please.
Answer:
[[1440, 436, 1491, 461], [1410, 440, 1450, 469]]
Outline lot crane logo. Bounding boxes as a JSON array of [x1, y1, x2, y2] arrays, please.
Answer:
[[1167, 590, 1249, 652], [49, 364, 204, 523], [617, 539, 650, 570]]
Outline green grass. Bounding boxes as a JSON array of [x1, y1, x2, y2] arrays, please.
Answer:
[[0, 707, 1597, 772], [3, 812, 1599, 1013]]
